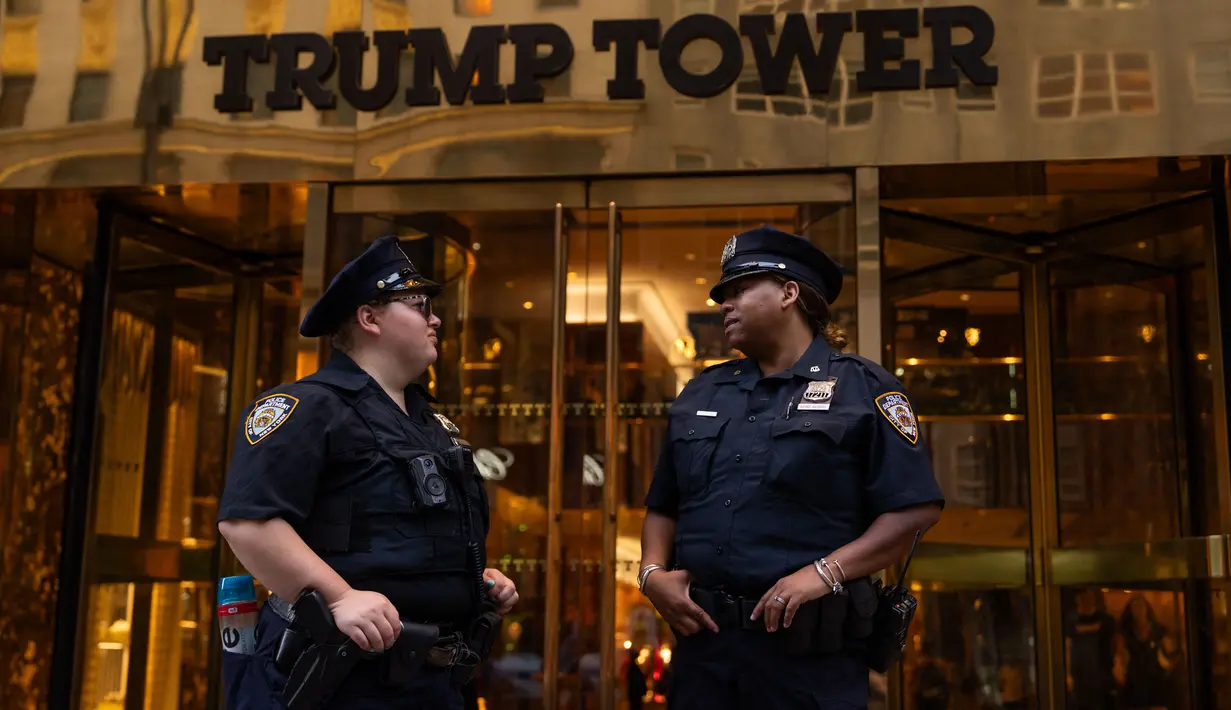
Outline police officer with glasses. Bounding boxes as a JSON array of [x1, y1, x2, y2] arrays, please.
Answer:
[[217, 235, 517, 709]]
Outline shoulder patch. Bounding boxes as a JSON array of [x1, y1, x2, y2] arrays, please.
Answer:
[[245, 393, 300, 445], [875, 391, 919, 445]]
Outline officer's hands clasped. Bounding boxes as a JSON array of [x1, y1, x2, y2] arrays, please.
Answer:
[[642, 569, 719, 636], [751, 564, 832, 633], [327, 588, 403, 652]]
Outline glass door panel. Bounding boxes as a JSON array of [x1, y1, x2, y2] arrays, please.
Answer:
[[558, 204, 608, 710], [78, 217, 237, 710], [594, 174, 857, 710], [883, 236, 1037, 710], [882, 189, 1231, 710], [1046, 199, 1224, 710]]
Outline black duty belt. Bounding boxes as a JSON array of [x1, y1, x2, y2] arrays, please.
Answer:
[[688, 586, 771, 632]]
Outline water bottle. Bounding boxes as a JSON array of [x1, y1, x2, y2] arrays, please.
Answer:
[[218, 575, 258, 655]]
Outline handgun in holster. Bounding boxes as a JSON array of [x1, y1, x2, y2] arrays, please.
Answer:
[[276, 589, 439, 710], [447, 597, 502, 686], [866, 530, 922, 673]]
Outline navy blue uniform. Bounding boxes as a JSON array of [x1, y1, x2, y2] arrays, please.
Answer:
[[645, 336, 944, 710], [218, 351, 489, 709], [217, 236, 489, 710]]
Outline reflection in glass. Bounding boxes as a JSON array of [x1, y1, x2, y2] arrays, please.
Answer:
[[1062, 587, 1189, 710], [611, 202, 857, 708], [904, 589, 1037, 710]]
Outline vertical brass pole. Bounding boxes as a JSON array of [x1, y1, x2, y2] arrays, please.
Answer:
[[854, 167, 882, 365], [1023, 263, 1064, 710], [600, 202, 622, 710], [1207, 160, 1231, 534], [300, 183, 332, 377], [544, 204, 568, 710]]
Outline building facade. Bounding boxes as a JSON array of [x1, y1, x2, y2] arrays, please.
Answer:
[[1, 1, 1230, 709]]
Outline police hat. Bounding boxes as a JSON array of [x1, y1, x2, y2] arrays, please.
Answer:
[[299, 235, 442, 337], [708, 225, 844, 305]]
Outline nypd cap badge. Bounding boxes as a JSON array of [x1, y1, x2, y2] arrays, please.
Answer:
[[875, 392, 919, 445], [721, 235, 737, 265], [245, 393, 299, 445]]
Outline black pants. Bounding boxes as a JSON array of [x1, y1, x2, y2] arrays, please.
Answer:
[[221, 605, 463, 710], [667, 626, 869, 710]]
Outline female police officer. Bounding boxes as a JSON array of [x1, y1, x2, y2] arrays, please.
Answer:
[[217, 236, 517, 709], [638, 225, 944, 710]]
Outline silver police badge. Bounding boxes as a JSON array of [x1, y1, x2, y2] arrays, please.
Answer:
[[721, 235, 737, 265], [876, 392, 919, 445], [797, 378, 836, 411]]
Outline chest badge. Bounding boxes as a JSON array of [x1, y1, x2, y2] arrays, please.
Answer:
[[876, 392, 919, 445], [244, 393, 299, 445], [797, 378, 837, 411], [433, 413, 461, 436]]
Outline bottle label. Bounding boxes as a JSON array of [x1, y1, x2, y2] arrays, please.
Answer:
[[218, 602, 259, 655]]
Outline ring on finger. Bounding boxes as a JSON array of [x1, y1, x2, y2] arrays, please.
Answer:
[[773, 595, 787, 605]]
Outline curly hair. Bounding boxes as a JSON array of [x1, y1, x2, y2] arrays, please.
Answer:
[[773, 275, 848, 350]]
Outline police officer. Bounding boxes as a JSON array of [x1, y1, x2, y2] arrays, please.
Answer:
[[217, 235, 518, 709], [637, 225, 944, 710]]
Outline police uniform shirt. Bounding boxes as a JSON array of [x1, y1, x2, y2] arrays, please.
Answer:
[[217, 349, 490, 622], [644, 335, 944, 593]]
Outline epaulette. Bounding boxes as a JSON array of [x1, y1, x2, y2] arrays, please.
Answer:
[[700, 358, 743, 374]]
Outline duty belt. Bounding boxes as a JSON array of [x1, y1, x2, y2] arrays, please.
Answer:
[[267, 594, 480, 676], [688, 586, 768, 632]]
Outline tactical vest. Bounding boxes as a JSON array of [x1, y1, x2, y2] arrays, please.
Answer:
[[293, 378, 488, 589]]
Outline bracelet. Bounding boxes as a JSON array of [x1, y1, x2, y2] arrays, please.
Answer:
[[638, 564, 664, 594], [814, 559, 844, 595], [831, 559, 848, 583]]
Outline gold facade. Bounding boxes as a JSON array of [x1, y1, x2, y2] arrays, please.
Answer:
[[0, 159, 1228, 710], [4, 1, 1231, 185], [0, 3, 1228, 709]]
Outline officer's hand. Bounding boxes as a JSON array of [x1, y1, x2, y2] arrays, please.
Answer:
[[484, 568, 518, 614], [642, 569, 719, 636], [751, 565, 831, 633], [328, 589, 402, 652]]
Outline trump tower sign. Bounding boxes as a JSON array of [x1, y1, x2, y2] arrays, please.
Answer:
[[203, 8, 998, 114]]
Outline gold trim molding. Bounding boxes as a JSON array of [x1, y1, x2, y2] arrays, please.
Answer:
[[0, 15, 39, 75]]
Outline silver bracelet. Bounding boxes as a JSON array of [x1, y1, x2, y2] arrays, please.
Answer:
[[831, 559, 848, 583], [638, 564, 664, 594], [815, 558, 844, 595], [813, 560, 837, 589]]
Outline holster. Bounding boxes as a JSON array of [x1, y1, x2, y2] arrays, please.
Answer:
[[447, 601, 502, 685]]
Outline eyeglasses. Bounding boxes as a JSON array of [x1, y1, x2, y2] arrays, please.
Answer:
[[385, 294, 433, 319]]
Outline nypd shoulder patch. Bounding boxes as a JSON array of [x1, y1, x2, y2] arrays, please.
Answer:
[[245, 393, 300, 445], [875, 391, 919, 445]]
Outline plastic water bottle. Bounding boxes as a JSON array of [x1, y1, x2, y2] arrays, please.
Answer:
[[218, 575, 258, 655]]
